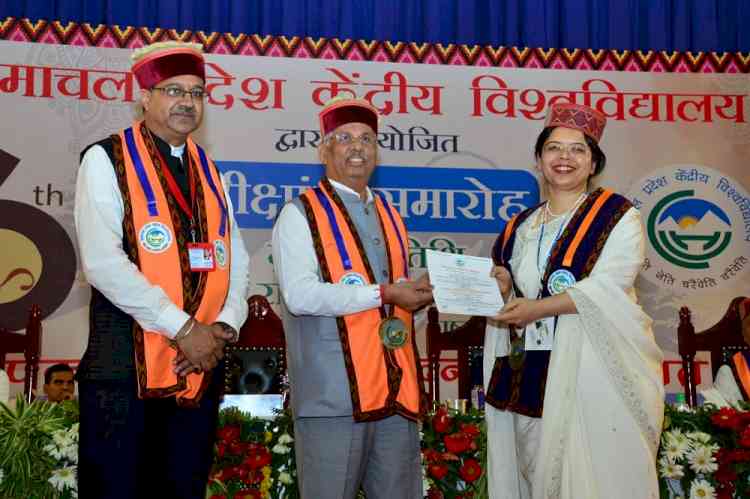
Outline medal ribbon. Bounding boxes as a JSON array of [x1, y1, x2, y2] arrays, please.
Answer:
[[196, 145, 228, 236], [374, 190, 408, 278], [124, 127, 158, 216], [312, 185, 353, 271]]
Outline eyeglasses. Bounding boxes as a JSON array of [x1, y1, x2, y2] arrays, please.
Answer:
[[151, 85, 207, 100], [330, 131, 377, 147], [542, 141, 590, 157]]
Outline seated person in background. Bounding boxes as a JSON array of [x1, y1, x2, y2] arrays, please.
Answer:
[[40, 363, 76, 402], [700, 299, 750, 408]]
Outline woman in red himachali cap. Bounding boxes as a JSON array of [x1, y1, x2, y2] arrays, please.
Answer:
[[483, 103, 665, 498]]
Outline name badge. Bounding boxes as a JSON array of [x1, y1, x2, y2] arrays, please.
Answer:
[[524, 317, 555, 351], [187, 242, 216, 272]]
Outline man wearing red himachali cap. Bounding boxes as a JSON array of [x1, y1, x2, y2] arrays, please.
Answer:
[[74, 41, 250, 499], [272, 97, 433, 498], [483, 103, 664, 498]]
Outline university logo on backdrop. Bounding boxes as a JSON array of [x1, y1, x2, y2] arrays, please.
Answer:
[[629, 165, 749, 292]]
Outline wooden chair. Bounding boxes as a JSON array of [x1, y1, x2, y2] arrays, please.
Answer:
[[223, 295, 286, 395], [678, 296, 749, 407], [0, 304, 42, 403], [426, 306, 485, 403]]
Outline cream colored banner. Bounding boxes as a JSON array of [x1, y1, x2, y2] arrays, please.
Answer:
[[0, 40, 748, 399]]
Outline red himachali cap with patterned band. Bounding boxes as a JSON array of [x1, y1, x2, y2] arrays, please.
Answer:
[[131, 42, 205, 89], [319, 98, 380, 136], [544, 103, 607, 143]]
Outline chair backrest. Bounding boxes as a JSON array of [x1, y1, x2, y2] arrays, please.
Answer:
[[223, 295, 286, 395], [426, 306, 485, 403], [0, 304, 42, 403], [678, 296, 749, 406]]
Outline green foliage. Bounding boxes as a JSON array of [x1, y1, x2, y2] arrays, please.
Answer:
[[0, 395, 75, 499]]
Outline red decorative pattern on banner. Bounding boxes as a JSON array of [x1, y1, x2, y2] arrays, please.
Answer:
[[1, 17, 749, 73]]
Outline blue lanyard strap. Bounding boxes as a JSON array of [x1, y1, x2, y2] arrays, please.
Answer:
[[195, 145, 228, 237], [374, 191, 409, 277], [536, 208, 568, 276], [123, 127, 158, 217], [313, 186, 353, 271]]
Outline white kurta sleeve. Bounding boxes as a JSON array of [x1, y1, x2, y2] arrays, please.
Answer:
[[271, 202, 381, 317]]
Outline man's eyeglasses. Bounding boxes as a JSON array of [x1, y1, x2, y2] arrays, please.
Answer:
[[151, 85, 207, 100], [330, 131, 377, 147]]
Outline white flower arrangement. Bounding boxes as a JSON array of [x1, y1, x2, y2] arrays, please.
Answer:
[[45, 424, 79, 497], [658, 422, 730, 499], [689, 478, 716, 499]]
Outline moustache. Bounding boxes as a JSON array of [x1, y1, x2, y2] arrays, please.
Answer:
[[171, 106, 196, 117], [346, 151, 368, 161]]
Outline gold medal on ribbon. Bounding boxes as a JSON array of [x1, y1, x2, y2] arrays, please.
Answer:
[[379, 316, 408, 349]]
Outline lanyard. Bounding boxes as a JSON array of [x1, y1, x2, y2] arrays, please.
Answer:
[[535, 194, 585, 296], [158, 148, 199, 242], [536, 210, 568, 280]]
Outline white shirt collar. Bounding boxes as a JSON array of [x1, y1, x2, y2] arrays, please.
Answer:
[[170, 143, 186, 159], [328, 178, 373, 204]]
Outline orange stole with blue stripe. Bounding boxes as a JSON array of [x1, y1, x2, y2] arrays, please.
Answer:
[[731, 351, 750, 402], [115, 121, 231, 404], [486, 188, 632, 417], [299, 179, 425, 422]]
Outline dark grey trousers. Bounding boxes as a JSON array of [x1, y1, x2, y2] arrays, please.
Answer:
[[294, 414, 423, 499]]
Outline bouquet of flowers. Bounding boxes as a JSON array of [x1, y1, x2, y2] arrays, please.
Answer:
[[0, 395, 79, 499], [421, 406, 487, 499], [658, 403, 750, 499], [207, 407, 299, 499]]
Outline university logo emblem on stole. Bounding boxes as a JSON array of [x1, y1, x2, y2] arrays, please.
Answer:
[[339, 271, 367, 286], [214, 239, 227, 268], [139, 222, 173, 253], [547, 269, 576, 295]]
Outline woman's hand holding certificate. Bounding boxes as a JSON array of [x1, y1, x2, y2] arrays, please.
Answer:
[[425, 249, 504, 316]]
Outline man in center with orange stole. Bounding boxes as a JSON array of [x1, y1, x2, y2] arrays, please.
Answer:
[[272, 98, 433, 498], [74, 42, 250, 498]]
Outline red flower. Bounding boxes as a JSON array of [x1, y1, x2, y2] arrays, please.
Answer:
[[423, 448, 442, 463], [712, 407, 740, 429], [427, 487, 445, 499], [432, 407, 453, 434], [216, 442, 226, 458], [218, 425, 241, 442], [209, 495, 226, 499], [715, 464, 738, 484], [244, 444, 272, 470], [459, 458, 482, 483], [728, 449, 750, 462], [428, 462, 449, 480], [460, 423, 481, 438], [444, 433, 472, 454], [228, 440, 245, 455], [234, 490, 261, 499], [740, 426, 750, 448]]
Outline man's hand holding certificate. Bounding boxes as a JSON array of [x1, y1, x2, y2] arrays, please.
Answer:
[[425, 249, 504, 316]]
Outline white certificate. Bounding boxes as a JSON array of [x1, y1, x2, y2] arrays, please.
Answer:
[[425, 249, 504, 316]]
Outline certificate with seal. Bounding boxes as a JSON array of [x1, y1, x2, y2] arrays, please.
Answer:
[[426, 249, 504, 316]]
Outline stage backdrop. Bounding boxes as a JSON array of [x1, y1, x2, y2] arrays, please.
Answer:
[[1, 19, 748, 401]]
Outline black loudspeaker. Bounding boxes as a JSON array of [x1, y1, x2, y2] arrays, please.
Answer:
[[225, 349, 283, 394]]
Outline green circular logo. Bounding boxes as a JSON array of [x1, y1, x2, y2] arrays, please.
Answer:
[[629, 165, 749, 292]]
